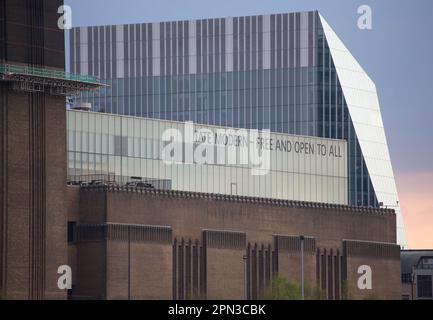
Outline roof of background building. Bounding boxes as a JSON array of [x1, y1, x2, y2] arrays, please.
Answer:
[[69, 10, 319, 29], [401, 250, 433, 274]]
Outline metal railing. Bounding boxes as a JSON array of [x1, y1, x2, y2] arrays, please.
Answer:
[[0, 63, 99, 84], [67, 174, 172, 190]]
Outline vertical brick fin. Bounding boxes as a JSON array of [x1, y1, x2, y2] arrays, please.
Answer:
[[202, 229, 246, 250], [334, 249, 341, 300], [178, 239, 184, 299], [247, 243, 273, 300], [26, 0, 45, 67], [273, 235, 316, 252], [173, 238, 204, 300], [184, 239, 191, 298], [192, 240, 201, 299], [341, 251, 347, 297], [313, 247, 343, 300], [0, 84, 6, 293], [343, 240, 400, 259], [0, 0, 5, 62], [327, 248, 333, 299], [200, 242, 206, 299], [246, 243, 251, 299], [251, 243, 257, 299], [318, 248, 327, 292], [172, 239, 177, 299], [316, 249, 320, 289], [29, 91, 46, 299], [272, 244, 278, 277]]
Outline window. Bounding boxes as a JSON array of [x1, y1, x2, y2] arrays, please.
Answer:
[[417, 275, 432, 298], [401, 273, 412, 284], [67, 221, 76, 243], [231, 183, 237, 195], [114, 136, 128, 156]]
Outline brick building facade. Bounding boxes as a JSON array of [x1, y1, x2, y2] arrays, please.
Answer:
[[66, 186, 401, 300]]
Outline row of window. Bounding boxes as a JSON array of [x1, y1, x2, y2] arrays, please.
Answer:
[[67, 151, 347, 204], [85, 67, 330, 92]]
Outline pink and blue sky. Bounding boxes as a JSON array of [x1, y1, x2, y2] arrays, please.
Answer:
[[397, 172, 433, 248]]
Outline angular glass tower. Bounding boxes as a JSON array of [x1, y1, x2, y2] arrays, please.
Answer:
[[69, 11, 407, 246]]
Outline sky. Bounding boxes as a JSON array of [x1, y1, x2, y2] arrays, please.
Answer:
[[65, 0, 433, 248]]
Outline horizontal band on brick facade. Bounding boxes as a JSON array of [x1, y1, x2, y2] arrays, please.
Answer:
[[79, 185, 396, 216], [274, 235, 316, 252], [203, 229, 246, 249], [343, 240, 400, 259], [75, 223, 172, 243]]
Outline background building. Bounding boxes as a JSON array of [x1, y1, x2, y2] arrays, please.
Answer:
[[69, 11, 407, 246], [401, 250, 433, 300]]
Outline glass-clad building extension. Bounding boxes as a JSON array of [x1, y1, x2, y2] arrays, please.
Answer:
[[69, 11, 406, 245], [67, 109, 348, 204]]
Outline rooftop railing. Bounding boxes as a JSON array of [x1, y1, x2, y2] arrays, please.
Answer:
[[0, 64, 99, 84], [66, 174, 172, 190]]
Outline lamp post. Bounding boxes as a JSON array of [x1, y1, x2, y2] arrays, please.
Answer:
[[300, 235, 305, 300]]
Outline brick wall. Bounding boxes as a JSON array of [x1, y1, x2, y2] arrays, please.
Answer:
[[67, 187, 401, 300]]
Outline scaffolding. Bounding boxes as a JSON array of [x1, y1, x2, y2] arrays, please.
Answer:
[[0, 63, 105, 96]]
